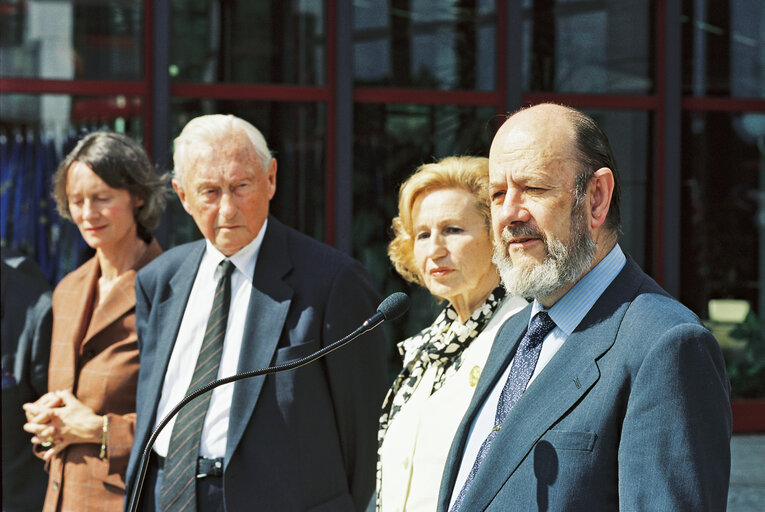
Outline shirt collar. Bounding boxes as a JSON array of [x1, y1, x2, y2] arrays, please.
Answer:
[[203, 218, 268, 282], [531, 243, 626, 335]]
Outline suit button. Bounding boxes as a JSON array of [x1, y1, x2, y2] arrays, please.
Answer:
[[53, 481, 59, 490]]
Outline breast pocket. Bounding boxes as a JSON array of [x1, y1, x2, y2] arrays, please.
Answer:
[[539, 430, 597, 452], [274, 339, 320, 364]]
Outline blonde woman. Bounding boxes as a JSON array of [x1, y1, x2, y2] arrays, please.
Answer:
[[376, 156, 527, 511]]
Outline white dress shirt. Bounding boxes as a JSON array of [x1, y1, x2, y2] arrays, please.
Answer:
[[153, 220, 267, 458], [449, 244, 626, 508]]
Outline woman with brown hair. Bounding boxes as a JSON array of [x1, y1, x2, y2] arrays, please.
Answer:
[[23, 132, 168, 511]]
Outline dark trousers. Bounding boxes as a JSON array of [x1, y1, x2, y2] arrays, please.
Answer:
[[142, 457, 224, 512]]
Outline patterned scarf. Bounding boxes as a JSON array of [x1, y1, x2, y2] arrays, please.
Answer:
[[375, 285, 506, 510]]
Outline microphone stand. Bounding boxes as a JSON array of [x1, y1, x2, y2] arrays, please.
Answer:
[[126, 313, 386, 512]]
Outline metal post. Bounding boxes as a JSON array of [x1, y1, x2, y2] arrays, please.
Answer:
[[333, 0, 354, 254]]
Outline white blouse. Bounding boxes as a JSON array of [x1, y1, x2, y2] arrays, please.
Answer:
[[378, 296, 527, 512]]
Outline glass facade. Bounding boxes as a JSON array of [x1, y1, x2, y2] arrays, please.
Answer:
[[0, 0, 144, 80], [170, 0, 325, 85], [682, 0, 765, 98], [2, 0, 765, 398], [681, 111, 765, 397], [523, 0, 654, 94], [353, 0, 496, 90]]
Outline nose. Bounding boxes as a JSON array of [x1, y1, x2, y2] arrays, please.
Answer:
[[81, 199, 99, 221], [427, 233, 448, 260], [219, 191, 239, 219], [496, 188, 530, 227]]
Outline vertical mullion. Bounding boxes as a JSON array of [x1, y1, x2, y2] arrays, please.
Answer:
[[151, 0, 171, 245], [658, 0, 682, 295], [503, 0, 524, 116], [151, 0, 171, 173], [326, 0, 336, 246], [144, 0, 154, 158], [332, 0, 354, 253]]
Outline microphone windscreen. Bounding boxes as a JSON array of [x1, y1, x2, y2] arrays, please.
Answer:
[[377, 292, 410, 321]]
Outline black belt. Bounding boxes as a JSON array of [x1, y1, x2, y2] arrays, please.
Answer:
[[151, 452, 224, 479]]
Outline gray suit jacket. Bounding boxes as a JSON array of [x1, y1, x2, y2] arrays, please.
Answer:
[[126, 217, 388, 511], [438, 257, 731, 511]]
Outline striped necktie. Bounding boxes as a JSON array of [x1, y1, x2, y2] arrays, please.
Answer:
[[160, 259, 235, 511]]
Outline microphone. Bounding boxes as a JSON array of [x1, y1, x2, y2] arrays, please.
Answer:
[[126, 292, 410, 512], [364, 291, 410, 327]]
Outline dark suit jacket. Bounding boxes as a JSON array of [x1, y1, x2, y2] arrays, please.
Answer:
[[438, 256, 731, 511], [126, 217, 388, 512], [1, 254, 51, 512]]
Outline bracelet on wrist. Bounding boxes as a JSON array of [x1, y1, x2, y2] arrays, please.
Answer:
[[99, 415, 108, 459]]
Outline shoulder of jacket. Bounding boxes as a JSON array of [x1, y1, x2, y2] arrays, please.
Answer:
[[54, 256, 97, 292]]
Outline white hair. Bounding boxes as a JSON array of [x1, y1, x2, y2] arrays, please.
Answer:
[[173, 114, 272, 183]]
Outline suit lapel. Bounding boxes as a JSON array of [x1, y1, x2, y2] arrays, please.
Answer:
[[463, 312, 618, 509], [225, 218, 293, 463], [49, 258, 98, 391], [81, 270, 135, 345], [142, 242, 205, 428], [438, 305, 530, 511], [82, 240, 164, 349], [440, 259, 644, 511]]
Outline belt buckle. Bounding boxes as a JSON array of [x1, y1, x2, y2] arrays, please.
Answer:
[[196, 457, 223, 479]]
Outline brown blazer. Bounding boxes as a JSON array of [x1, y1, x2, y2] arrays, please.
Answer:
[[41, 240, 161, 512]]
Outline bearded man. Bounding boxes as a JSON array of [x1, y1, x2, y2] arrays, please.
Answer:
[[438, 103, 731, 512]]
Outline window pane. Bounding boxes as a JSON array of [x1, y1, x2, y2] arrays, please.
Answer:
[[0, 1, 143, 80], [682, 0, 765, 98], [170, 1, 325, 85], [353, 0, 497, 90], [681, 111, 765, 398], [167, 100, 326, 248], [353, 103, 497, 340], [581, 109, 653, 271], [522, 0, 654, 94], [681, 112, 763, 320], [1, 93, 144, 283]]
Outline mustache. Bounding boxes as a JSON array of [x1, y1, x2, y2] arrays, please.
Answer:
[[500, 224, 545, 242]]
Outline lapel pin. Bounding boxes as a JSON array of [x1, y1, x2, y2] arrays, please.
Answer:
[[468, 365, 481, 387]]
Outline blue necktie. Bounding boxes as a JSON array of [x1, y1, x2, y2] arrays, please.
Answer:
[[450, 311, 557, 511]]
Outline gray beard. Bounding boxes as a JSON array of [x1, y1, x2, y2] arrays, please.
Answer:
[[492, 203, 596, 301]]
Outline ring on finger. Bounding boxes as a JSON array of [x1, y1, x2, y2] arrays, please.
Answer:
[[41, 436, 54, 448]]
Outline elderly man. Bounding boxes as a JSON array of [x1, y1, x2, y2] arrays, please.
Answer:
[[125, 114, 388, 512], [439, 104, 731, 511]]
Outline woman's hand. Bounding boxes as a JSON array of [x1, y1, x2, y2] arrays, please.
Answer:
[[23, 391, 63, 424], [23, 390, 104, 461]]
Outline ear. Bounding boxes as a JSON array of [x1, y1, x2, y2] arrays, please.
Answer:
[[588, 167, 614, 230], [172, 178, 193, 215], [266, 158, 277, 200]]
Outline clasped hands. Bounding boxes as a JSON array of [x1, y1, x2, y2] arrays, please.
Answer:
[[23, 390, 104, 461]]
